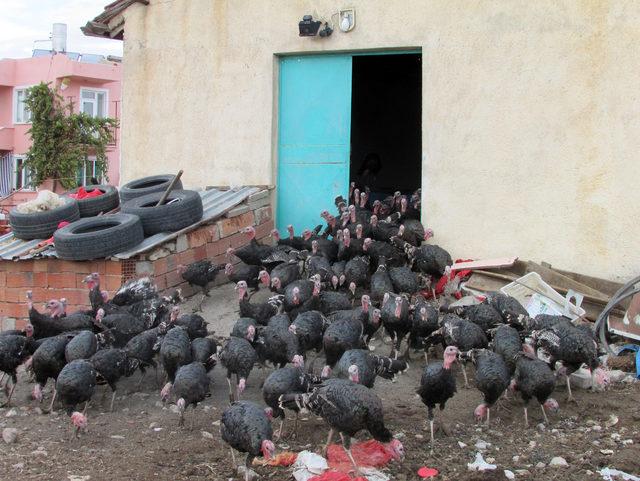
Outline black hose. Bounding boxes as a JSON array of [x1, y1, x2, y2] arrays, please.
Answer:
[[595, 275, 640, 355]]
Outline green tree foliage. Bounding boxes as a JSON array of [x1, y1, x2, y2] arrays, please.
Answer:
[[23, 82, 118, 190]]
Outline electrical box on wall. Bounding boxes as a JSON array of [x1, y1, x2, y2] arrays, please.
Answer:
[[339, 8, 355, 32]]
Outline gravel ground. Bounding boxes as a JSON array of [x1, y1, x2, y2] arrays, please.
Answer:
[[0, 283, 638, 481]]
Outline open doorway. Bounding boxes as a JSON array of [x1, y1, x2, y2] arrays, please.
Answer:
[[350, 53, 422, 201]]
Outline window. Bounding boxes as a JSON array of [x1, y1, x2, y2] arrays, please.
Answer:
[[13, 88, 32, 124], [80, 88, 108, 118], [76, 157, 103, 187], [12, 155, 32, 190]]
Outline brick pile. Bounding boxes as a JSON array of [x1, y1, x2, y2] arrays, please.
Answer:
[[0, 190, 273, 331]]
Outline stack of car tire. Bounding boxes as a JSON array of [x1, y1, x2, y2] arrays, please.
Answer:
[[8, 175, 203, 261]]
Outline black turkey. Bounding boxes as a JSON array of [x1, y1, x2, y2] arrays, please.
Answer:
[[177, 260, 224, 312], [333, 349, 408, 388], [0, 334, 32, 406], [417, 346, 460, 453], [220, 401, 275, 481], [511, 352, 559, 427], [172, 361, 211, 427], [191, 337, 218, 372], [380, 294, 411, 359], [225, 262, 261, 291], [159, 326, 192, 402], [219, 337, 258, 402], [55, 359, 97, 436], [236, 281, 282, 325], [279, 379, 404, 475], [262, 366, 321, 439], [64, 330, 98, 362], [90, 348, 138, 411], [460, 348, 511, 425], [169, 306, 209, 339], [31, 334, 72, 411]]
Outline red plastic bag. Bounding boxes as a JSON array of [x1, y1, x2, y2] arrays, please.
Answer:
[[326, 439, 394, 472]]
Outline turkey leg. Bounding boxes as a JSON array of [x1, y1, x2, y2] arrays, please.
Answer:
[[274, 416, 285, 441], [226, 376, 234, 404], [427, 406, 435, 454], [47, 388, 57, 413], [540, 404, 549, 424], [341, 434, 363, 478], [565, 376, 577, 404], [109, 388, 117, 412], [460, 363, 470, 389], [323, 428, 335, 456], [523, 406, 529, 428], [1, 377, 16, 407]]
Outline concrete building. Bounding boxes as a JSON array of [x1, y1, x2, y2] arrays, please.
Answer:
[[84, 0, 640, 282], [0, 48, 122, 205]]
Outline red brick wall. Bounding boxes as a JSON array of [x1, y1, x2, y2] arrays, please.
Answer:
[[0, 259, 130, 331], [0, 193, 273, 331]]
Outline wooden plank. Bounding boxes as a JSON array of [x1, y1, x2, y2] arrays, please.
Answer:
[[524, 261, 609, 302], [453, 257, 518, 271]]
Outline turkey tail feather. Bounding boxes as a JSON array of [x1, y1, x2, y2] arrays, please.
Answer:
[[372, 355, 409, 380]]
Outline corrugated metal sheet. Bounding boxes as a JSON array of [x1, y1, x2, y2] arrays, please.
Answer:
[[0, 187, 260, 261]]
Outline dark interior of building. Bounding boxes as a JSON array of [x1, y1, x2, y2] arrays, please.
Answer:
[[350, 53, 422, 199]]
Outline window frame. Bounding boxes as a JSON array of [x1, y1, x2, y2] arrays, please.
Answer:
[[12, 154, 33, 191], [13, 86, 34, 124], [77, 156, 103, 187], [79, 87, 109, 119]]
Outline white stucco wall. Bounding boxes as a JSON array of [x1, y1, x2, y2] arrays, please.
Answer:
[[120, 0, 640, 282]]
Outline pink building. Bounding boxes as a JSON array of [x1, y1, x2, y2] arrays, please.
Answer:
[[0, 50, 121, 203]]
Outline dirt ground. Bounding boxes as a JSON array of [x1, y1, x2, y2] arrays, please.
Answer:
[[1, 283, 639, 481]]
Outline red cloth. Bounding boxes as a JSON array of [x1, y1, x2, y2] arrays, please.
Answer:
[[68, 187, 103, 200], [422, 258, 474, 300]]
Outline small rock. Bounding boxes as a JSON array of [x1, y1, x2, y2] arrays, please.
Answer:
[[528, 441, 537, 449], [203, 406, 211, 412], [2, 428, 18, 444], [622, 439, 634, 446], [5, 409, 17, 418], [611, 433, 621, 441], [600, 449, 614, 455], [211, 420, 220, 426], [458, 441, 467, 448], [486, 457, 496, 463], [414, 434, 424, 440], [515, 469, 531, 476], [12, 463, 24, 470], [504, 470, 516, 480], [110, 435, 125, 440], [548, 457, 568, 468], [33, 407, 43, 415], [592, 441, 601, 446], [153, 428, 162, 432], [551, 429, 559, 434], [475, 440, 490, 450], [537, 423, 545, 431], [512, 455, 520, 462], [169, 405, 180, 414], [149, 422, 158, 429], [31, 449, 47, 457], [535, 462, 546, 469], [201, 431, 214, 439], [605, 414, 619, 428], [154, 401, 163, 408], [592, 425, 602, 432]]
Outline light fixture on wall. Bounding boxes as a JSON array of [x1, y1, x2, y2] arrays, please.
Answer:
[[339, 9, 355, 32], [299, 15, 321, 36], [299, 14, 333, 38]]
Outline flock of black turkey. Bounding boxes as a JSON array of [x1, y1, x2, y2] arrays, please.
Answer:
[[0, 184, 610, 480]]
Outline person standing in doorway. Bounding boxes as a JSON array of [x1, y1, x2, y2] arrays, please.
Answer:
[[354, 152, 383, 202]]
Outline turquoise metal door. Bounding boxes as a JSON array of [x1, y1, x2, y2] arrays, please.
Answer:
[[277, 55, 352, 233]]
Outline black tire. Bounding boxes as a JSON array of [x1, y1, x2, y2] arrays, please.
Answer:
[[119, 175, 183, 203], [9, 197, 80, 240], [64, 185, 120, 218], [53, 214, 144, 260], [121, 190, 203, 236]]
